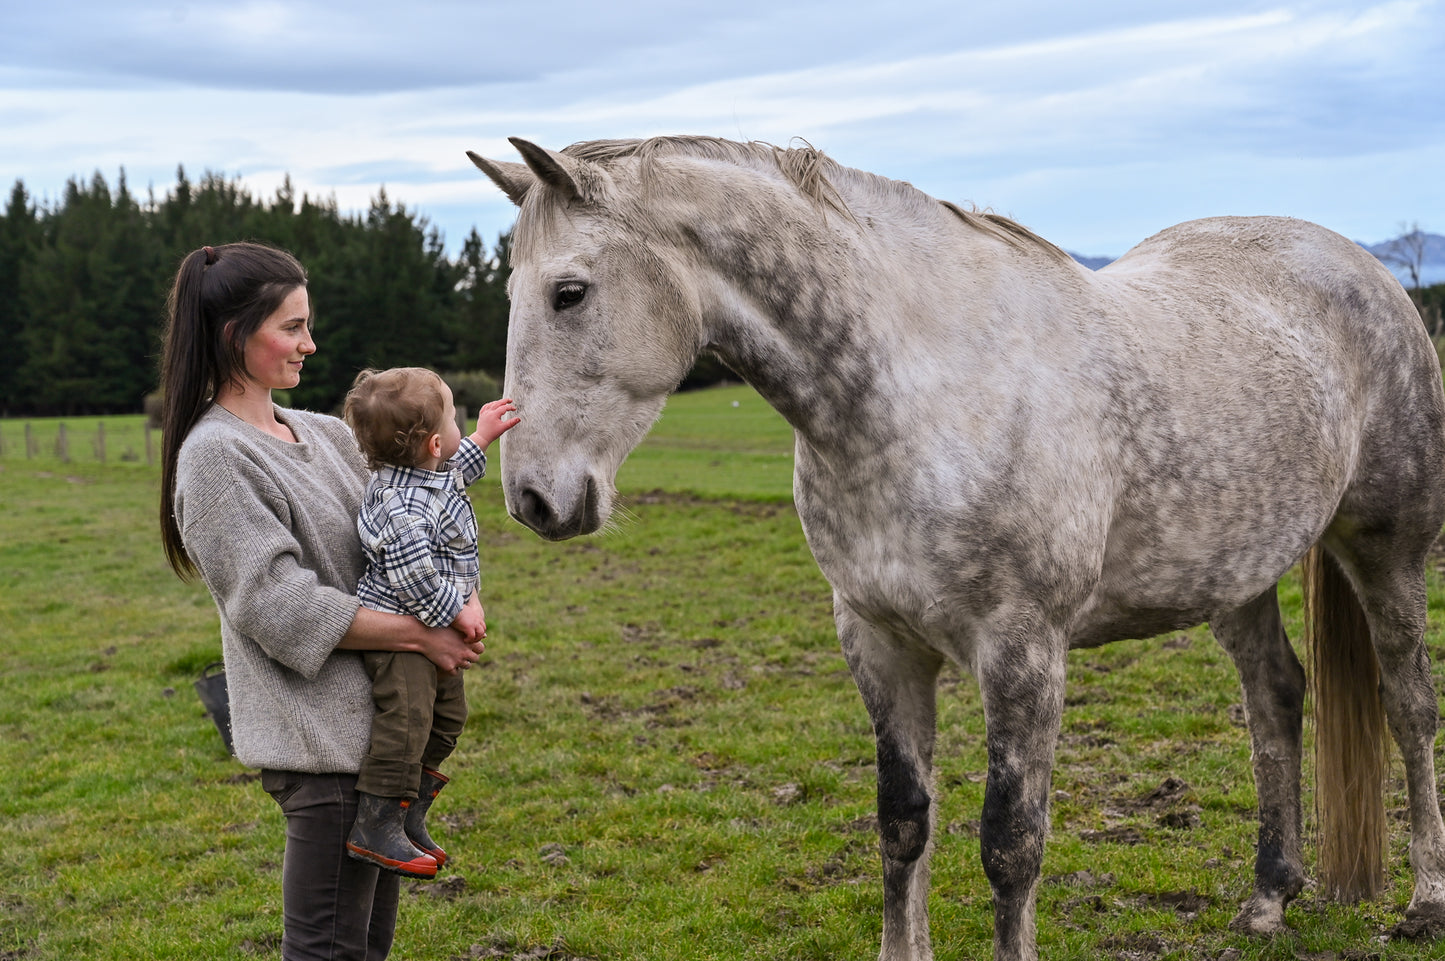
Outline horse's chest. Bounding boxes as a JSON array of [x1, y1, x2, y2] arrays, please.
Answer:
[[792, 448, 1104, 648], [798, 491, 917, 582], [795, 490, 994, 646]]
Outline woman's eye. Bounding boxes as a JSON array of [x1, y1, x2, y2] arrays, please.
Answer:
[[553, 282, 587, 311]]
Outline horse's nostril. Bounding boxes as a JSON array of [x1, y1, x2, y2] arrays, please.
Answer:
[[582, 476, 598, 525], [517, 488, 554, 531]]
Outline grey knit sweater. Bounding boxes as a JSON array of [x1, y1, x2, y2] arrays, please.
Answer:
[[174, 404, 375, 773]]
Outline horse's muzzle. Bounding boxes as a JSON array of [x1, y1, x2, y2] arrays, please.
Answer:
[[508, 474, 602, 540]]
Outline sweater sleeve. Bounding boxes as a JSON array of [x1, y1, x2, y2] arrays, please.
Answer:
[[179, 450, 360, 680]]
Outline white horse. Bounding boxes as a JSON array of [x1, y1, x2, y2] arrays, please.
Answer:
[[469, 135, 1445, 961]]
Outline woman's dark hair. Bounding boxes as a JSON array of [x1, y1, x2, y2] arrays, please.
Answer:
[[159, 242, 308, 578]]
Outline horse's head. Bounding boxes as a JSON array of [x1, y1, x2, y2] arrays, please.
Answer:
[[468, 138, 705, 540]]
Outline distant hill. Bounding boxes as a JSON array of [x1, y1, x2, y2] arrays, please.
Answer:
[[1068, 252, 1114, 270], [1070, 230, 1445, 288], [1359, 232, 1445, 288]]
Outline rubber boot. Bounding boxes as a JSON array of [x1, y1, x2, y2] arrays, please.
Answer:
[[405, 769, 450, 867], [346, 792, 438, 879]]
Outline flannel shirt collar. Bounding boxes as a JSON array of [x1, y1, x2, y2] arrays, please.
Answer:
[[373, 460, 464, 493]]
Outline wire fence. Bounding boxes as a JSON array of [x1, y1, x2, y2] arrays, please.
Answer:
[[2, 407, 473, 470], [0, 416, 157, 467]]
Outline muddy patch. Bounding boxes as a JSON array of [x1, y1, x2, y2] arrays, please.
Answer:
[[451, 937, 597, 961]]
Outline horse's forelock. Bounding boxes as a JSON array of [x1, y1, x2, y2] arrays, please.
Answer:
[[509, 137, 789, 261]]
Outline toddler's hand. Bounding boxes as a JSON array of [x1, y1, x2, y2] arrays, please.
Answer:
[[472, 398, 520, 447], [451, 593, 487, 643]]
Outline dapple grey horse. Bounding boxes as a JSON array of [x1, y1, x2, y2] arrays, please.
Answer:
[[469, 135, 1445, 961]]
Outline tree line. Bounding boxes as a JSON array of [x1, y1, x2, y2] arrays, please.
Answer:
[[7, 166, 1431, 421], [0, 168, 512, 417]]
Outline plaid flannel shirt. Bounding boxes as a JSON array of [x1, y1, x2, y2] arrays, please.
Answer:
[[355, 438, 487, 628]]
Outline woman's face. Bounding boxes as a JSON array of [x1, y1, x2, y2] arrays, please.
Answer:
[[242, 287, 315, 391]]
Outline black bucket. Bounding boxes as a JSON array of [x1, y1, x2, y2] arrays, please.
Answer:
[[193, 661, 235, 756]]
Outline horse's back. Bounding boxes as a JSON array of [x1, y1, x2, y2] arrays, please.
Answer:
[[1105, 215, 1374, 278], [1104, 216, 1442, 453], [1096, 216, 1439, 434]]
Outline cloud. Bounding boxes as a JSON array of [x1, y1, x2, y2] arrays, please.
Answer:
[[2, 1, 1442, 254]]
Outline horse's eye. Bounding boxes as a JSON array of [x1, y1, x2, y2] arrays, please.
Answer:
[[553, 282, 587, 311]]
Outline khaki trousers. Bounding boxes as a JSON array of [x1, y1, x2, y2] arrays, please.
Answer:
[[356, 650, 467, 798]]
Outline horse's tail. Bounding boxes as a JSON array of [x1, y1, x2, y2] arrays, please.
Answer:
[[1301, 544, 1389, 902]]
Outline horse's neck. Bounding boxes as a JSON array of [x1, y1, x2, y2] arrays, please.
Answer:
[[693, 196, 1034, 457], [697, 249, 880, 451]]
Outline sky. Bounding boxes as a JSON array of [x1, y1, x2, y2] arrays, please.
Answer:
[[3, 0, 1443, 260]]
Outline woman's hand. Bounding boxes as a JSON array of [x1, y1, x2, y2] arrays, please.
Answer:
[[417, 624, 485, 674], [337, 606, 484, 673]]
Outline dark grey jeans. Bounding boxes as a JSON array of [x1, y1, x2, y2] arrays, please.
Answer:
[[261, 770, 400, 960]]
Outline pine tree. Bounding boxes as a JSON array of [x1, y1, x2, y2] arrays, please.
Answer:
[[0, 182, 39, 414], [0, 166, 519, 415], [450, 227, 511, 374]]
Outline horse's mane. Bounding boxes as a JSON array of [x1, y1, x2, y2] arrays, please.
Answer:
[[551, 136, 1073, 266], [569, 136, 837, 204], [937, 201, 1075, 265]]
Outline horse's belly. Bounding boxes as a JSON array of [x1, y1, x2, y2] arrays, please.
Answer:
[[1066, 604, 1214, 649], [1067, 516, 1315, 647], [799, 424, 1336, 656]]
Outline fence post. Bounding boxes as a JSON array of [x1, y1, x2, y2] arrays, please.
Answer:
[[97, 422, 106, 464], [146, 424, 154, 466], [57, 423, 69, 462], [25, 423, 33, 459]]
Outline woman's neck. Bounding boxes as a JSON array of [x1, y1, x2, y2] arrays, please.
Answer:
[[214, 382, 296, 442]]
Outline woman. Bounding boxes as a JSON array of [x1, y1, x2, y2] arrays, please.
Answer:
[[159, 242, 485, 960]]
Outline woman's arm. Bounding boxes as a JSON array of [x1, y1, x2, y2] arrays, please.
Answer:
[[335, 606, 482, 673], [335, 606, 484, 673]]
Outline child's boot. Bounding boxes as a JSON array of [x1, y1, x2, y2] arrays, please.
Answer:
[[347, 792, 438, 879], [405, 769, 450, 867]]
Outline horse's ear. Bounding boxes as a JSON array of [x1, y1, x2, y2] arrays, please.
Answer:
[[467, 151, 533, 208], [508, 138, 597, 205]]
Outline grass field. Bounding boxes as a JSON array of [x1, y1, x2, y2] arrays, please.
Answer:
[[2, 383, 1444, 960]]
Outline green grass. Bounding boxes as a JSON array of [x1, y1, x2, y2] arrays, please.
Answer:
[[2, 383, 1444, 960], [616, 386, 796, 500]]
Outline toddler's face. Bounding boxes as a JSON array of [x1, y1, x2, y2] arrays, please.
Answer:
[[435, 387, 463, 464]]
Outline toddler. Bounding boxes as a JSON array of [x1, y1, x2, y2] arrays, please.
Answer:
[[341, 366, 517, 877]]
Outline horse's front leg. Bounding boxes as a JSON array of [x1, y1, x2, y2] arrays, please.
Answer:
[[977, 620, 1067, 961], [838, 603, 944, 961]]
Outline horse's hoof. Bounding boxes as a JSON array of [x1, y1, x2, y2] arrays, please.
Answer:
[[1228, 897, 1288, 937], [1392, 916, 1445, 941], [1405, 898, 1445, 922]]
